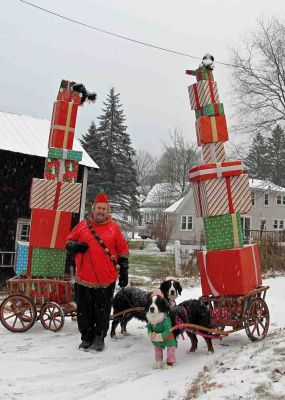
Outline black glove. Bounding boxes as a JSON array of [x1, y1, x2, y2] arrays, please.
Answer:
[[66, 241, 89, 255], [118, 257, 129, 288]]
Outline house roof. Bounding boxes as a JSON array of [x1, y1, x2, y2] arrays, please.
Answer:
[[142, 183, 182, 206], [164, 196, 185, 213], [249, 178, 285, 193], [0, 111, 99, 169]]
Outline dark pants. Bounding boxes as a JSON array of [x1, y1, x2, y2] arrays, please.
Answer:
[[74, 282, 115, 343]]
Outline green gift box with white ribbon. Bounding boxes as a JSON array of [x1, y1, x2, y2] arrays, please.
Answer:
[[204, 213, 244, 251], [48, 147, 82, 162]]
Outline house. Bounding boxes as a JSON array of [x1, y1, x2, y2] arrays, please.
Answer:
[[164, 178, 285, 244], [0, 111, 99, 254], [138, 183, 182, 237]]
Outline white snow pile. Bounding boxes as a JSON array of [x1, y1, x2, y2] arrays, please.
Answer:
[[0, 277, 284, 400]]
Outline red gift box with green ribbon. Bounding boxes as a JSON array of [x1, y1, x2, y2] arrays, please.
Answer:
[[198, 244, 262, 296], [186, 67, 214, 82], [48, 100, 78, 149]]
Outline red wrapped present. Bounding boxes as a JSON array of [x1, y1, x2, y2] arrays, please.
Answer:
[[30, 179, 82, 213], [188, 81, 219, 110], [48, 100, 78, 149], [192, 174, 252, 217], [202, 142, 226, 164], [44, 158, 79, 183], [189, 160, 243, 182], [198, 244, 262, 296], [195, 115, 228, 145], [186, 67, 214, 82], [29, 209, 72, 249]]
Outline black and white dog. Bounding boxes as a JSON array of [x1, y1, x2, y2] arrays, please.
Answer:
[[110, 278, 182, 338], [145, 294, 214, 355], [169, 299, 214, 354]]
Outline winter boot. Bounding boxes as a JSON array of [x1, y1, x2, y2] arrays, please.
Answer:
[[91, 335, 105, 351], [79, 340, 92, 351]]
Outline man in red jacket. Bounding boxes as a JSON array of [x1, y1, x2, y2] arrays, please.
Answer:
[[66, 192, 129, 351]]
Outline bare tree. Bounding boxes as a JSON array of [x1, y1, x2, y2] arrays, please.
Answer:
[[231, 17, 285, 135], [149, 214, 173, 252], [133, 150, 158, 196], [157, 129, 200, 197]]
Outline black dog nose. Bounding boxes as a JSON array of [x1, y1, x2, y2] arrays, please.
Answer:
[[170, 290, 175, 295], [149, 306, 155, 312]]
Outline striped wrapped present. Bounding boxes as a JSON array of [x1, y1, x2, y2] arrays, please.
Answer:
[[188, 81, 219, 110], [202, 142, 226, 164], [30, 178, 81, 213], [189, 160, 243, 182], [192, 174, 252, 217]]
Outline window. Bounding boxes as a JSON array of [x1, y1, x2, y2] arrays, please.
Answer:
[[264, 193, 269, 206], [181, 215, 193, 231], [273, 219, 285, 230], [251, 192, 255, 207], [276, 195, 285, 205]]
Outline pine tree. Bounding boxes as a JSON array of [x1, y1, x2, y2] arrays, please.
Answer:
[[81, 88, 139, 217], [244, 132, 269, 180], [267, 125, 285, 186]]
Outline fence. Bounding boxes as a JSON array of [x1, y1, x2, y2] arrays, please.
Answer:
[[0, 251, 15, 268], [243, 229, 285, 243]]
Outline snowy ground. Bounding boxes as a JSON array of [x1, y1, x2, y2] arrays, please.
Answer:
[[0, 277, 284, 400]]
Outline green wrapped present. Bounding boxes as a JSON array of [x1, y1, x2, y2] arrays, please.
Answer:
[[31, 248, 66, 277], [204, 213, 244, 251], [195, 103, 224, 119], [48, 147, 82, 162], [186, 67, 214, 82]]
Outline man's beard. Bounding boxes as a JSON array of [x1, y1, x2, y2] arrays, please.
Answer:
[[92, 212, 107, 223]]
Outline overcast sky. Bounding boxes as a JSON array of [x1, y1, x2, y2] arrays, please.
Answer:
[[0, 0, 284, 156]]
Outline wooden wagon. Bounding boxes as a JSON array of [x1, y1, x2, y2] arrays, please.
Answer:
[[0, 276, 76, 332]]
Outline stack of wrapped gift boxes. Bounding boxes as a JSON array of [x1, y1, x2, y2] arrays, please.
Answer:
[[186, 64, 262, 296], [26, 80, 84, 278]]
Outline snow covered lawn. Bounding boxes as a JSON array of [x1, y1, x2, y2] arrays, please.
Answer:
[[0, 277, 284, 400]]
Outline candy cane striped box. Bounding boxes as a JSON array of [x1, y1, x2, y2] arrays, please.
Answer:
[[202, 142, 226, 164], [30, 178, 81, 213], [198, 244, 262, 296], [192, 174, 252, 217], [189, 160, 243, 182], [188, 80, 219, 110]]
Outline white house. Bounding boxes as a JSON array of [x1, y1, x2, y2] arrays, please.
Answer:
[[164, 178, 285, 244]]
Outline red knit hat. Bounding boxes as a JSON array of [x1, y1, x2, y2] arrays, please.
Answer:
[[94, 192, 109, 204]]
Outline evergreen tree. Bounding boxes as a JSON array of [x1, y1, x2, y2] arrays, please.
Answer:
[[267, 125, 285, 186], [80, 121, 102, 210], [244, 132, 269, 180], [81, 88, 139, 217]]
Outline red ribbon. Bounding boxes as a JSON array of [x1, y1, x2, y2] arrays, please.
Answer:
[[225, 177, 234, 213], [193, 85, 201, 108], [53, 182, 62, 210]]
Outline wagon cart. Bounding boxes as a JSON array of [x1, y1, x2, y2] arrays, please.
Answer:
[[171, 286, 270, 341], [0, 276, 76, 333]]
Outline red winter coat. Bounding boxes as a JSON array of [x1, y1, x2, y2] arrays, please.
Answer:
[[66, 218, 129, 288]]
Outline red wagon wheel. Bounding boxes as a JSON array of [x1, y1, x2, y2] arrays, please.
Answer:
[[243, 298, 270, 341], [40, 302, 65, 332], [0, 294, 37, 332]]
